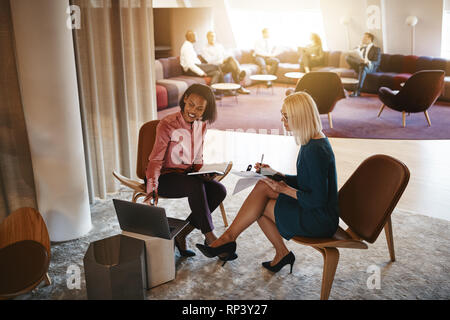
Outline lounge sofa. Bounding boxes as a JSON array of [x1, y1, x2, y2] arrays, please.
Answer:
[[154, 49, 450, 110], [154, 50, 261, 110], [274, 50, 450, 101]]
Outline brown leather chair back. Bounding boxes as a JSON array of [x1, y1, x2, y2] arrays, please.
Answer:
[[338, 155, 410, 243], [136, 120, 160, 180], [295, 72, 346, 114], [0, 207, 50, 258]]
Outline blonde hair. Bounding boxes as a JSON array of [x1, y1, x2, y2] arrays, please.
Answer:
[[282, 92, 323, 145]]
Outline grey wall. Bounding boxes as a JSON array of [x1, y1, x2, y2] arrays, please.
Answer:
[[153, 0, 446, 57], [170, 8, 213, 56], [320, 0, 368, 51], [384, 0, 444, 56]]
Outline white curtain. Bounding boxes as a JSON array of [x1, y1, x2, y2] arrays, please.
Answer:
[[72, 0, 158, 201], [0, 0, 37, 221]]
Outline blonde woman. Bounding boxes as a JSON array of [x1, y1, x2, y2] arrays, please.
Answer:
[[196, 92, 339, 272]]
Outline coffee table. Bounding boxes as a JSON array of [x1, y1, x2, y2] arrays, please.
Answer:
[[340, 77, 359, 93], [284, 72, 305, 87], [284, 72, 305, 80], [250, 74, 278, 95], [211, 83, 241, 106]]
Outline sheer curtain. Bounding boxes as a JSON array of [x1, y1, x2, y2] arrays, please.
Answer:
[[0, 0, 37, 222], [71, 0, 158, 201]]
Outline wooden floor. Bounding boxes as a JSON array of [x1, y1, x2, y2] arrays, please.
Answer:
[[203, 129, 450, 221]]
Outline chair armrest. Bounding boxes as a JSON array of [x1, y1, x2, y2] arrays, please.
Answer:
[[112, 171, 145, 192], [379, 86, 397, 97]]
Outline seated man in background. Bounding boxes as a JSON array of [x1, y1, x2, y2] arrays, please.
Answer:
[[345, 32, 381, 97], [201, 31, 250, 94], [253, 28, 280, 87], [180, 30, 222, 98]]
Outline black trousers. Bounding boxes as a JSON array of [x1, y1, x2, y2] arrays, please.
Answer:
[[156, 173, 227, 234], [219, 56, 242, 83]]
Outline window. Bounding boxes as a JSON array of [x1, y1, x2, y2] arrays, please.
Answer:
[[442, 10, 450, 58], [227, 8, 327, 52]]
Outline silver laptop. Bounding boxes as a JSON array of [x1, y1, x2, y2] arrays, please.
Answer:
[[113, 199, 188, 240]]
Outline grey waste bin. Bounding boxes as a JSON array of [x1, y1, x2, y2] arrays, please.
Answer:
[[83, 234, 147, 300]]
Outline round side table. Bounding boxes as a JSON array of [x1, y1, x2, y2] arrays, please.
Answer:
[[250, 74, 278, 95]]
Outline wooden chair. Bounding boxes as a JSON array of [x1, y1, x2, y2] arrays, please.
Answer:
[[292, 154, 410, 300], [113, 120, 231, 227], [0, 207, 51, 299]]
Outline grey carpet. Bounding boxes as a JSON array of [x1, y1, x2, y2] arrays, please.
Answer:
[[15, 174, 450, 300]]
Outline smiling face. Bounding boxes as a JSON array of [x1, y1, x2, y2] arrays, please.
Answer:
[[182, 93, 207, 123]]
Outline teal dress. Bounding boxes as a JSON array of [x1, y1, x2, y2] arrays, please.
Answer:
[[274, 137, 339, 240]]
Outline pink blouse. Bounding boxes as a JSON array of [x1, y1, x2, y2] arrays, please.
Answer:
[[145, 111, 206, 191]]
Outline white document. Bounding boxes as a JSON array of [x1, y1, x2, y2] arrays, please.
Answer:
[[232, 177, 261, 195], [347, 49, 365, 63], [231, 168, 280, 195]]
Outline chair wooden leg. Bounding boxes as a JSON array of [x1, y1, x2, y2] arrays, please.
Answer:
[[314, 247, 340, 300], [424, 111, 431, 127], [384, 217, 396, 262], [44, 273, 52, 286], [327, 113, 333, 129], [219, 203, 229, 228], [132, 192, 146, 203], [402, 111, 406, 127], [377, 104, 385, 117]]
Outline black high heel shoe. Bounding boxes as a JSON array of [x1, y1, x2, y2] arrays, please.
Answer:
[[175, 238, 196, 257], [204, 240, 238, 262], [262, 251, 295, 274], [196, 241, 237, 266]]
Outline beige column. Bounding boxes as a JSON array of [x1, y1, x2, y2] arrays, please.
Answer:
[[10, 0, 91, 241]]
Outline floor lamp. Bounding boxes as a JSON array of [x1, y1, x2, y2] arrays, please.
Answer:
[[406, 16, 418, 55], [340, 16, 351, 50]]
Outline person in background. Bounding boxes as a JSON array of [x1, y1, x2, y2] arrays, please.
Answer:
[[144, 84, 232, 261], [345, 32, 381, 97], [201, 31, 250, 95], [180, 30, 222, 98], [196, 92, 340, 272], [253, 28, 280, 87], [298, 33, 325, 73]]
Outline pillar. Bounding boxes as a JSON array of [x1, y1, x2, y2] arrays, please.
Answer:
[[10, 0, 91, 241]]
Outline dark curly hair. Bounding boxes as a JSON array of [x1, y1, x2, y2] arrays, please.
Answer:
[[179, 83, 217, 123]]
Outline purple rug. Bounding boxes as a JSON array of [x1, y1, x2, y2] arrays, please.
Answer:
[[158, 84, 450, 140]]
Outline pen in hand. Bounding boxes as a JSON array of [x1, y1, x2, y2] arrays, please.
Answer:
[[257, 154, 264, 173]]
